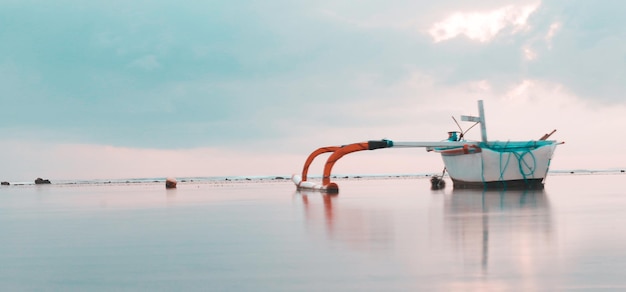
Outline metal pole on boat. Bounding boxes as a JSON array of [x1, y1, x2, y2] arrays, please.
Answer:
[[478, 100, 488, 143]]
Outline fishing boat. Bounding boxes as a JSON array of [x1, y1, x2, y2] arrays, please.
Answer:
[[432, 138, 558, 189], [292, 100, 562, 192]]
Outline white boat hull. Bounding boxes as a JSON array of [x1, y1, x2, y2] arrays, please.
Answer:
[[440, 143, 557, 189]]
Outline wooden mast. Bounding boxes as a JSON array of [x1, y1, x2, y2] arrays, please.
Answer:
[[461, 100, 487, 143]]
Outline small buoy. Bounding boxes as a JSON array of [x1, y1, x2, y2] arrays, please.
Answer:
[[165, 177, 177, 189], [430, 176, 446, 190]]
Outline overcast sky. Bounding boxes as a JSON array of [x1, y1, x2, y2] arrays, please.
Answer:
[[2, 0, 625, 181]]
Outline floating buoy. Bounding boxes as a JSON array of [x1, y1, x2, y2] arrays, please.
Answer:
[[165, 177, 177, 189]]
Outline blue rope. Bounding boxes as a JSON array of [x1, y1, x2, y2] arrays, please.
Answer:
[[484, 141, 539, 188], [498, 151, 512, 189]]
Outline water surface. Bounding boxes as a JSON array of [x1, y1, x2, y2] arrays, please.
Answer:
[[1, 174, 626, 291]]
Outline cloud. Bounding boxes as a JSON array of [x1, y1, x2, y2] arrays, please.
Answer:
[[522, 45, 537, 60], [428, 3, 540, 43], [545, 22, 561, 49]]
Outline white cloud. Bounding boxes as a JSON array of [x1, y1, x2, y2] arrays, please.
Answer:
[[523, 46, 537, 60], [428, 3, 540, 43], [505, 79, 535, 102], [545, 22, 562, 49], [468, 80, 492, 92]]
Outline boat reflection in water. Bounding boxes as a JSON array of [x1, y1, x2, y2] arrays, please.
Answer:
[[294, 190, 394, 251], [293, 184, 555, 290], [443, 188, 553, 275]]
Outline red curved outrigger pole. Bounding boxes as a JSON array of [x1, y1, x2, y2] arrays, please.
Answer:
[[300, 146, 341, 182], [296, 140, 393, 193]]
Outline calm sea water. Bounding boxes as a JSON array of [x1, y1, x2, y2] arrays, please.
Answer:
[[1, 173, 626, 291]]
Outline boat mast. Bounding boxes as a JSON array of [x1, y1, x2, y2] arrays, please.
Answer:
[[460, 100, 488, 143], [478, 100, 487, 143]]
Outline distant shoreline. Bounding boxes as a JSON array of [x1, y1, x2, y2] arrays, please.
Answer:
[[2, 169, 624, 186]]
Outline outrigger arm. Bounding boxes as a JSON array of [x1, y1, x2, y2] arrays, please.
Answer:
[[292, 139, 478, 193]]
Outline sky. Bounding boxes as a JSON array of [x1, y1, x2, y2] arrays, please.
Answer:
[[1, 0, 626, 181]]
